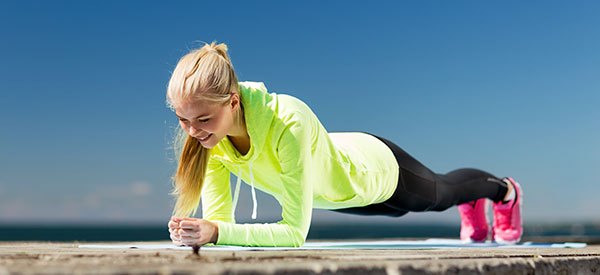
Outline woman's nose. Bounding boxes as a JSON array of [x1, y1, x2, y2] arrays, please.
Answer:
[[188, 125, 201, 136]]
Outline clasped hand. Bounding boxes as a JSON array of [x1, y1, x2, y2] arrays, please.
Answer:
[[168, 217, 219, 246]]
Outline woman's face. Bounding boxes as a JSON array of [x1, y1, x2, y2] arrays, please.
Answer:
[[174, 95, 239, 149]]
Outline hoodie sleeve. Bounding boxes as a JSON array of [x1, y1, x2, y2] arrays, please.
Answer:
[[201, 156, 234, 223], [214, 118, 314, 247]]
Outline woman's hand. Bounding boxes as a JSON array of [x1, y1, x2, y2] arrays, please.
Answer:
[[168, 216, 219, 246], [168, 217, 183, 245]]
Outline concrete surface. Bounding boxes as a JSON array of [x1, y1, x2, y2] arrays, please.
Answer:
[[0, 240, 598, 274]]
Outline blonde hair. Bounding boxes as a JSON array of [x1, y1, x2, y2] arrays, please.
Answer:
[[166, 41, 243, 217]]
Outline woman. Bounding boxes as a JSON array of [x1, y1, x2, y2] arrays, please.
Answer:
[[166, 41, 523, 247]]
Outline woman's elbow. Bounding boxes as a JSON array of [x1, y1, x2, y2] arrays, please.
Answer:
[[290, 228, 307, 247]]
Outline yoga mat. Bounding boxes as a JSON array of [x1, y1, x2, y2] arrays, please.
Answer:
[[79, 238, 587, 251]]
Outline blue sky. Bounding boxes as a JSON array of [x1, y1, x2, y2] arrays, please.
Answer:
[[0, 1, 598, 226]]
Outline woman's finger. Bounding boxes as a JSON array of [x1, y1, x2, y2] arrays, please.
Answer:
[[179, 221, 199, 230], [168, 220, 179, 228], [178, 229, 199, 238], [180, 236, 202, 245], [179, 236, 193, 244]]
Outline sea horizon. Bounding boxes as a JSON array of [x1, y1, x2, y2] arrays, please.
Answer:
[[1, 221, 598, 242]]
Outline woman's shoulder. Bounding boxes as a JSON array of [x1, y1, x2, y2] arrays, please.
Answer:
[[238, 81, 268, 93], [240, 81, 314, 122]]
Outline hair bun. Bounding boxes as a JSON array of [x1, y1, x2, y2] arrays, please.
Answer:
[[205, 41, 229, 61]]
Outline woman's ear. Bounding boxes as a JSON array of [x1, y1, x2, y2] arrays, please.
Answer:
[[230, 93, 240, 112]]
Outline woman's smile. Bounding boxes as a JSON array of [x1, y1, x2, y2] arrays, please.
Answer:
[[196, 133, 212, 142]]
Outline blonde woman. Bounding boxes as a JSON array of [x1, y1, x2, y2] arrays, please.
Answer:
[[166, 41, 523, 247]]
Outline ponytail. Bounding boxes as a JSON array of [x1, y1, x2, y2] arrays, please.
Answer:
[[171, 128, 210, 217], [167, 41, 241, 217]]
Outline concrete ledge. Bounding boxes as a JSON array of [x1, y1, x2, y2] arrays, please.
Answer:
[[1, 241, 598, 274]]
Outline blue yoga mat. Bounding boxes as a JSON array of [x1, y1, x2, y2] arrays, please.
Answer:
[[79, 238, 587, 251]]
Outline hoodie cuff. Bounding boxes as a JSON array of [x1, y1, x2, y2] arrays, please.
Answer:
[[214, 220, 232, 245]]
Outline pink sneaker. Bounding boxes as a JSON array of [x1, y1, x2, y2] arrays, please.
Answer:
[[458, 198, 489, 243], [492, 177, 523, 244]]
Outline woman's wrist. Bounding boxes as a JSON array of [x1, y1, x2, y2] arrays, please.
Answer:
[[211, 221, 219, 244]]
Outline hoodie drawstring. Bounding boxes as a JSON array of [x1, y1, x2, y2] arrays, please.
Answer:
[[231, 166, 242, 220], [249, 163, 257, 219], [231, 163, 258, 220]]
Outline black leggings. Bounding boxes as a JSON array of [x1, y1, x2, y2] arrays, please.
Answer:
[[333, 133, 509, 217]]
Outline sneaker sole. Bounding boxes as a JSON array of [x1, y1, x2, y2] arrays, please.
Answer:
[[494, 235, 521, 244]]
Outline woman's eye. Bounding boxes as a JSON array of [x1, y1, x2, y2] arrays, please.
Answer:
[[199, 118, 210, 123], [178, 118, 188, 123]]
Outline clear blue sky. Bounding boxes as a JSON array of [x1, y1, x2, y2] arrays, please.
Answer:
[[0, 1, 598, 226]]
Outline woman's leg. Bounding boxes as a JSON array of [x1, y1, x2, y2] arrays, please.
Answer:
[[332, 132, 521, 243], [368, 134, 509, 213], [331, 133, 509, 217]]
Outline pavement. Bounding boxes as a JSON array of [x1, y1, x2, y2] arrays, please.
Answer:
[[0, 240, 598, 274]]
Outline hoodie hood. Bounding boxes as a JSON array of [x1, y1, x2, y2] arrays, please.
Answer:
[[212, 81, 277, 220], [215, 81, 276, 164]]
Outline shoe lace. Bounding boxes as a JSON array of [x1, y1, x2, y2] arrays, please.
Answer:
[[461, 201, 482, 227], [494, 206, 513, 230]]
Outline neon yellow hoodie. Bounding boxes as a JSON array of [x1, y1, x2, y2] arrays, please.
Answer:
[[202, 81, 399, 247]]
